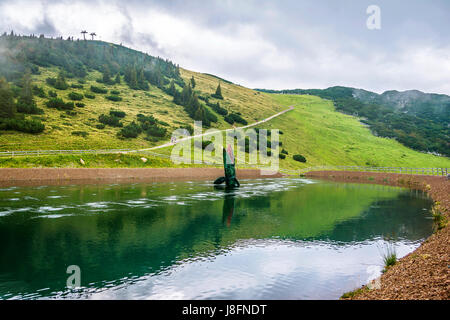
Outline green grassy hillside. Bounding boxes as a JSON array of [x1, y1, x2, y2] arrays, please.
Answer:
[[0, 36, 448, 169], [261, 94, 450, 169], [0, 67, 281, 151], [153, 93, 449, 170]]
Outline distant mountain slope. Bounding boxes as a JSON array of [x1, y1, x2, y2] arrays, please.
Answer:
[[257, 86, 449, 157], [353, 89, 450, 125]]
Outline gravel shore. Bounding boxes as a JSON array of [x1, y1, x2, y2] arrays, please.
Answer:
[[306, 171, 449, 300], [0, 167, 281, 187]]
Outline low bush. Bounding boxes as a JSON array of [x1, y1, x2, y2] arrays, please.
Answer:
[[68, 92, 84, 101], [224, 113, 247, 125], [0, 118, 45, 133], [105, 95, 122, 102], [84, 93, 95, 99], [293, 154, 307, 163], [45, 98, 74, 110], [99, 114, 122, 127], [32, 85, 47, 98], [145, 125, 167, 137], [110, 110, 126, 118], [75, 103, 85, 108], [118, 122, 142, 138], [16, 103, 43, 115], [207, 101, 228, 116], [90, 85, 108, 94]]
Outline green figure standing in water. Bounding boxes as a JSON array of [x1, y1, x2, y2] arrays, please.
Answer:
[[214, 144, 240, 188]]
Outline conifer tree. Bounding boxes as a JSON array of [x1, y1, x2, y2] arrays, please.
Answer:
[[16, 72, 39, 114], [129, 67, 138, 89], [169, 80, 176, 96], [213, 82, 223, 99], [0, 78, 16, 118], [102, 65, 112, 84], [190, 76, 196, 88], [54, 72, 68, 90]]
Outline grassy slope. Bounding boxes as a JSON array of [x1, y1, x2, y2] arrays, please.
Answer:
[[0, 65, 448, 169], [264, 94, 450, 169], [0, 67, 281, 152]]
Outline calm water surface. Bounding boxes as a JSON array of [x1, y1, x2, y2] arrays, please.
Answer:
[[0, 178, 433, 299]]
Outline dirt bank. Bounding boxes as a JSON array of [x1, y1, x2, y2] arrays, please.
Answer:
[[0, 167, 282, 187], [306, 171, 449, 300]]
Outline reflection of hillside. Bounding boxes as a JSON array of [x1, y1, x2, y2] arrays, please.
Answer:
[[222, 183, 409, 240], [0, 180, 432, 298], [326, 192, 433, 242]]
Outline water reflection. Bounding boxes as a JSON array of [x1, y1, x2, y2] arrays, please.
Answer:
[[222, 191, 236, 227], [0, 178, 433, 300]]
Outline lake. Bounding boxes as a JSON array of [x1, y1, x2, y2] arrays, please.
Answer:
[[0, 178, 433, 299]]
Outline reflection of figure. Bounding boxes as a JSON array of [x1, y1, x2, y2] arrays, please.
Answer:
[[222, 192, 236, 227], [214, 145, 240, 188]]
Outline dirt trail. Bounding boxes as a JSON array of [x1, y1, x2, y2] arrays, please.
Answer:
[[0, 167, 282, 187], [140, 105, 294, 151]]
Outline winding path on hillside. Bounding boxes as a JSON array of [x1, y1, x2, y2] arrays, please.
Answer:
[[0, 105, 295, 157], [140, 105, 294, 151]]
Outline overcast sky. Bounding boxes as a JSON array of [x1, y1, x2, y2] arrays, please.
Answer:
[[1, 0, 449, 94]]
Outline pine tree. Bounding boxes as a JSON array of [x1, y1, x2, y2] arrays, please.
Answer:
[[102, 65, 112, 84], [54, 72, 68, 90], [0, 78, 16, 118], [190, 76, 196, 88], [16, 72, 39, 114], [169, 80, 176, 96], [129, 67, 138, 89], [138, 69, 149, 90], [213, 82, 223, 99]]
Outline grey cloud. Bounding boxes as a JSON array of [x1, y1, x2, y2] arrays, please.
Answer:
[[0, 0, 449, 94]]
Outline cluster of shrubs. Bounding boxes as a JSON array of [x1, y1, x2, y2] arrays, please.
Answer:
[[99, 113, 123, 128], [32, 85, 47, 98], [117, 113, 167, 139], [279, 149, 288, 159], [46, 75, 69, 90], [225, 113, 247, 125], [45, 97, 74, 110], [207, 101, 228, 116], [110, 110, 126, 118], [84, 93, 95, 99], [68, 92, 83, 101], [90, 85, 108, 94], [0, 118, 45, 133], [16, 101, 43, 114]]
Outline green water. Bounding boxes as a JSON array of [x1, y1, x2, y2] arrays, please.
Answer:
[[0, 178, 433, 299]]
